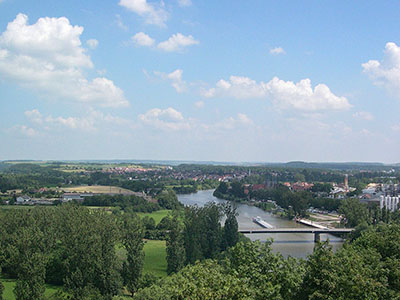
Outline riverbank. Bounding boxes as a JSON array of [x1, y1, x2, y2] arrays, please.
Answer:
[[178, 190, 344, 258]]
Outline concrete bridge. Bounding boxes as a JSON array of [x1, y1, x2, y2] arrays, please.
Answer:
[[239, 228, 354, 242]]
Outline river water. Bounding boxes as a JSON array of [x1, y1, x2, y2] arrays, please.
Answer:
[[178, 190, 343, 258]]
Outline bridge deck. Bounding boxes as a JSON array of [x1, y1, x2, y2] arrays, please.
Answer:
[[239, 228, 353, 234]]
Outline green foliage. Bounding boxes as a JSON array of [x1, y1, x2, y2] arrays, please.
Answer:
[[299, 240, 389, 300], [183, 203, 222, 264], [166, 216, 185, 274], [0, 206, 123, 300], [0, 280, 3, 300], [339, 198, 369, 227], [156, 190, 182, 210], [226, 241, 305, 300], [134, 260, 253, 300], [222, 204, 239, 249], [311, 182, 332, 194], [121, 213, 144, 296], [82, 194, 160, 212]]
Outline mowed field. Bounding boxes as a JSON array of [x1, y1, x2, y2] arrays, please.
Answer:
[[116, 240, 167, 278], [143, 240, 167, 277], [137, 210, 170, 224], [62, 185, 136, 194], [1, 279, 61, 300]]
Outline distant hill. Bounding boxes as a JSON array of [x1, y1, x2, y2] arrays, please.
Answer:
[[1, 159, 399, 171]]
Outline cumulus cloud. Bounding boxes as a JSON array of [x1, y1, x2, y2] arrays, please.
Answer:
[[154, 69, 187, 92], [24, 109, 43, 124], [132, 32, 155, 47], [266, 77, 351, 111], [13, 125, 38, 137], [157, 33, 199, 52], [203, 75, 351, 111], [353, 111, 374, 121], [0, 14, 128, 107], [270, 47, 285, 55], [203, 76, 267, 99], [139, 107, 191, 130], [86, 39, 98, 49], [362, 42, 400, 97], [119, 0, 168, 27]]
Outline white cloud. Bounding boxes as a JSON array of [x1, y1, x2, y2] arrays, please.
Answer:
[[353, 111, 374, 121], [392, 123, 400, 132], [195, 101, 204, 108], [119, 0, 168, 27], [154, 69, 187, 92], [14, 125, 38, 137], [86, 39, 98, 49], [206, 113, 254, 131], [203, 75, 351, 111], [203, 76, 267, 99], [270, 47, 285, 55], [157, 33, 199, 52], [362, 42, 400, 97], [115, 14, 128, 31], [45, 115, 96, 131], [24, 109, 43, 124], [178, 0, 192, 7], [139, 107, 191, 131], [0, 14, 128, 107], [24, 109, 133, 132], [266, 77, 351, 111], [132, 32, 155, 47]]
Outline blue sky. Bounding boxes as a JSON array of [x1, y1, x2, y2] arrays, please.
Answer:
[[0, 0, 399, 163]]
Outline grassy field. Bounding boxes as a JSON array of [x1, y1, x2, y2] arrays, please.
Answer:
[[137, 210, 170, 224], [1, 279, 61, 300], [116, 239, 167, 278], [61, 185, 136, 195], [143, 240, 167, 277]]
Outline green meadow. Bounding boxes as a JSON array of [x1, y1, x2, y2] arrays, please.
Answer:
[[143, 240, 167, 277], [1, 279, 61, 300], [137, 210, 170, 224]]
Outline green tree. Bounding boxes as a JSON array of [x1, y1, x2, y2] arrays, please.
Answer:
[[223, 204, 239, 249], [339, 198, 369, 227], [298, 242, 337, 300], [12, 226, 47, 300], [166, 216, 185, 274], [133, 260, 254, 300], [156, 189, 182, 210], [121, 213, 145, 296], [226, 241, 305, 300], [183, 203, 223, 264]]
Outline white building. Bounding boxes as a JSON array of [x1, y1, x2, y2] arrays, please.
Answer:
[[380, 195, 400, 212], [16, 195, 31, 203]]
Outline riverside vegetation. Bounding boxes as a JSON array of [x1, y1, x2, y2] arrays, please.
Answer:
[[1, 161, 400, 299], [1, 202, 400, 299]]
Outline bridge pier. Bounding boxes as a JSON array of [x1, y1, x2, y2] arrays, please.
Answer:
[[314, 233, 321, 243]]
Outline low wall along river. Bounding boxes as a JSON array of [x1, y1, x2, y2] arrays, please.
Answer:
[[178, 190, 343, 258]]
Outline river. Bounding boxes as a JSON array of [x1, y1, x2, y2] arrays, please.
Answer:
[[178, 190, 343, 258]]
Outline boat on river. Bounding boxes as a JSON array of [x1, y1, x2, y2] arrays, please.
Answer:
[[252, 216, 274, 229]]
